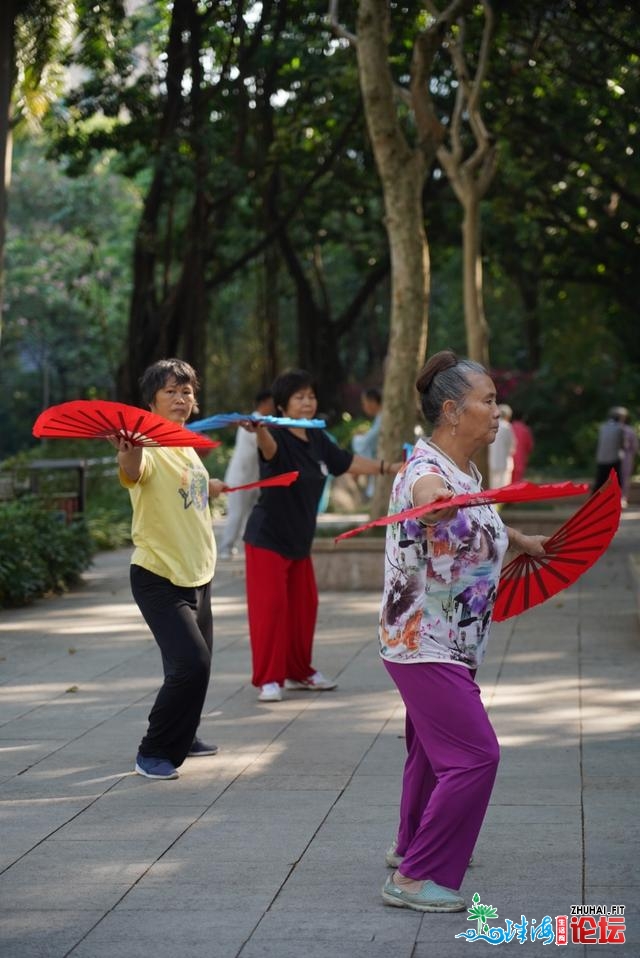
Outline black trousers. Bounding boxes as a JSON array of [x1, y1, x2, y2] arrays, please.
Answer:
[[593, 460, 621, 493], [130, 564, 213, 767]]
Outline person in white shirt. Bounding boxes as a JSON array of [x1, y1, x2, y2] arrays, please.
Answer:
[[352, 387, 383, 500], [488, 404, 516, 488], [218, 390, 274, 558]]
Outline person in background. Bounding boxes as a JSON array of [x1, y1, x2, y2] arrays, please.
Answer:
[[218, 389, 275, 559], [593, 407, 625, 492], [488, 403, 516, 488], [242, 369, 402, 702], [616, 407, 638, 508], [109, 358, 225, 781], [511, 411, 534, 484], [379, 349, 547, 913], [352, 387, 383, 500]]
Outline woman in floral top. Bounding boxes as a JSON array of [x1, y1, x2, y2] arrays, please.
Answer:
[[380, 350, 547, 914]]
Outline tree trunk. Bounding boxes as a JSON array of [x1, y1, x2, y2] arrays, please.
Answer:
[[433, 0, 495, 397], [460, 196, 490, 482], [260, 243, 280, 386], [356, 0, 433, 517], [175, 0, 209, 393], [0, 0, 16, 347], [370, 163, 430, 516], [461, 196, 489, 366], [117, 0, 190, 401], [515, 271, 541, 369], [277, 225, 345, 415], [260, 165, 281, 387]]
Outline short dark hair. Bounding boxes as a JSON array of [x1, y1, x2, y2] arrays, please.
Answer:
[[271, 369, 316, 414], [254, 388, 273, 406], [362, 387, 382, 404], [139, 358, 200, 413], [416, 349, 487, 426]]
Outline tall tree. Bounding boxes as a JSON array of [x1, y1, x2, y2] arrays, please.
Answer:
[[331, 0, 476, 513], [431, 0, 496, 367], [0, 0, 14, 346], [0, 0, 66, 346], [485, 0, 640, 371]]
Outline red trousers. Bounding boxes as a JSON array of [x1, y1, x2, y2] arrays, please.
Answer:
[[244, 543, 318, 687]]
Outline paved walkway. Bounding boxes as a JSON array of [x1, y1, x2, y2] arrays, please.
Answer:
[[1, 509, 639, 957]]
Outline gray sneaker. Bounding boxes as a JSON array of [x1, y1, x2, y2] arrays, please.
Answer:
[[381, 875, 465, 913], [385, 839, 474, 869]]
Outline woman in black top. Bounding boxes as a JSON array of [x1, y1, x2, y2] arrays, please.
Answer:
[[243, 369, 399, 701]]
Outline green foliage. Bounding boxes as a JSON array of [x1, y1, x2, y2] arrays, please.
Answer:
[[0, 497, 93, 608], [3, 0, 640, 479], [2, 138, 142, 458], [326, 414, 367, 450], [85, 509, 131, 551], [82, 460, 133, 550], [485, 1, 640, 368]]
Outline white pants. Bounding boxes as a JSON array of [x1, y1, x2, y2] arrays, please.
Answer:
[[219, 488, 259, 553]]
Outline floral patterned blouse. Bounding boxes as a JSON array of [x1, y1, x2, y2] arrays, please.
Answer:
[[379, 439, 509, 669]]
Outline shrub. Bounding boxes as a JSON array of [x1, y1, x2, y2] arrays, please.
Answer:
[[86, 508, 132, 551], [0, 498, 93, 608]]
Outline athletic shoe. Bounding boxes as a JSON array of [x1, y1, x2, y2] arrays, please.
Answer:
[[385, 839, 474, 869], [135, 754, 179, 780], [385, 840, 403, 868], [284, 671, 337, 691], [187, 738, 219, 757], [258, 682, 282, 702], [381, 875, 465, 913]]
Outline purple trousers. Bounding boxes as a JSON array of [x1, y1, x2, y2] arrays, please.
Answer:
[[384, 660, 500, 891]]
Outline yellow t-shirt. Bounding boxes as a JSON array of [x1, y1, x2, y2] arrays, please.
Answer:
[[120, 446, 216, 587]]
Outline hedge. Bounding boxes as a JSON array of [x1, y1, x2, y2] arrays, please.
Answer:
[[0, 498, 93, 608]]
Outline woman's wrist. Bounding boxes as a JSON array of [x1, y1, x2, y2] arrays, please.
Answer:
[[507, 527, 525, 551]]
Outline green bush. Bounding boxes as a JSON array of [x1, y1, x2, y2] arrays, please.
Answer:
[[0, 498, 93, 608], [86, 508, 132, 551]]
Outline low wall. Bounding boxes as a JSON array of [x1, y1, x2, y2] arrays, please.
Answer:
[[496, 506, 580, 535], [313, 537, 385, 591], [312, 506, 584, 592]]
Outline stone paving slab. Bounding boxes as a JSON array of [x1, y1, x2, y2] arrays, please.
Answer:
[[1, 508, 639, 957]]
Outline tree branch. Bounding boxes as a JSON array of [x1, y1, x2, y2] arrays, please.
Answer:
[[327, 0, 357, 46], [334, 253, 390, 337], [206, 103, 362, 288]]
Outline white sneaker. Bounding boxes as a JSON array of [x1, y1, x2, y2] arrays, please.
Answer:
[[284, 671, 337, 691], [258, 682, 282, 702], [385, 840, 403, 868]]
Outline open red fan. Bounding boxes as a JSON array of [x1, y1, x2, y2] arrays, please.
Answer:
[[33, 400, 219, 450], [493, 472, 622, 622], [334, 479, 589, 542], [223, 471, 299, 493]]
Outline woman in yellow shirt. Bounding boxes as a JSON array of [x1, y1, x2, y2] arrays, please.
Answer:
[[110, 359, 224, 780]]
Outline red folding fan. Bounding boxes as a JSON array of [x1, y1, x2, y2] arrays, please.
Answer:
[[493, 472, 622, 621], [334, 480, 589, 542], [223, 471, 299, 493], [33, 400, 219, 450]]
